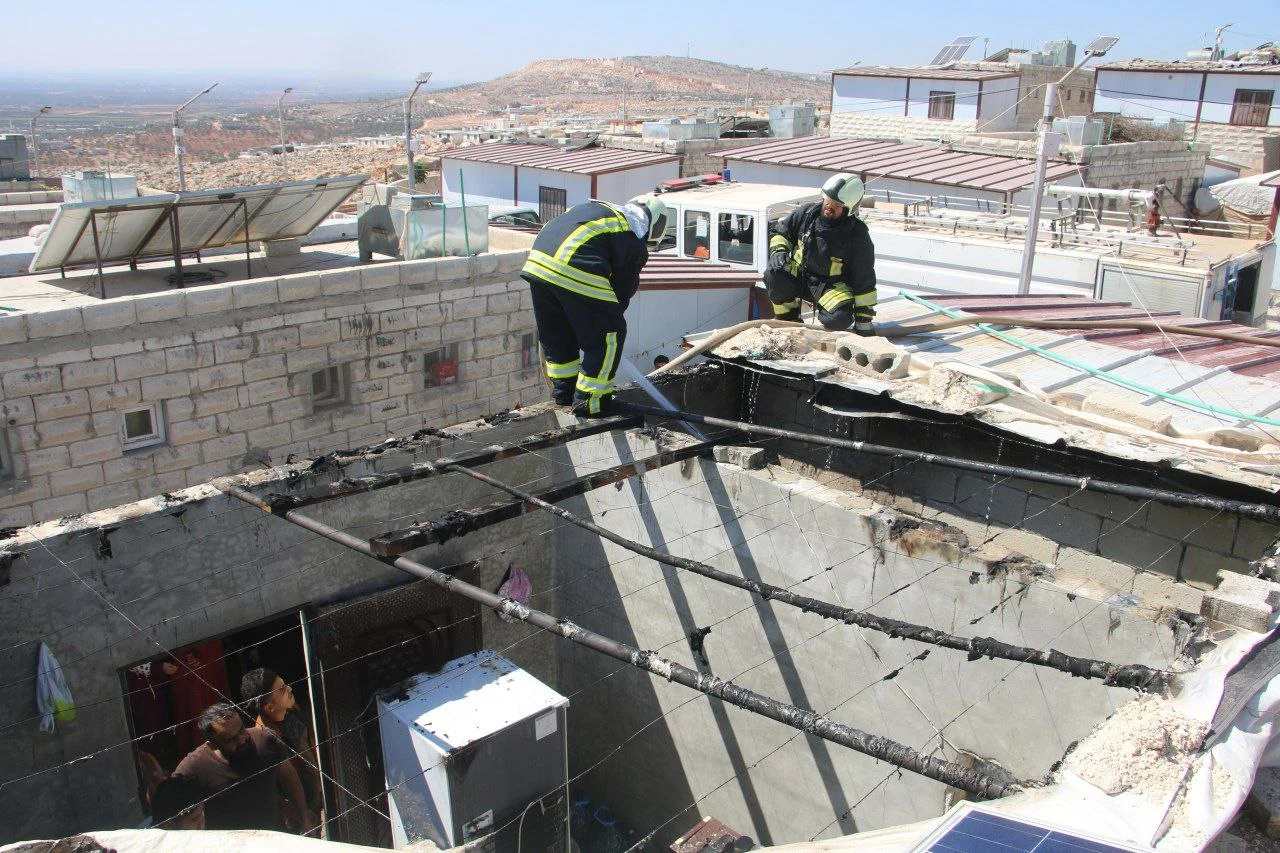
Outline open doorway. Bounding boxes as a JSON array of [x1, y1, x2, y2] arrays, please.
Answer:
[[1233, 261, 1262, 325], [119, 610, 318, 827]]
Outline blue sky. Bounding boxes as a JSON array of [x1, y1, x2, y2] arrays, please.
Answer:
[[10, 0, 1278, 84]]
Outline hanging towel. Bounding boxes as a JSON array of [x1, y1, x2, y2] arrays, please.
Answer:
[[36, 643, 75, 732]]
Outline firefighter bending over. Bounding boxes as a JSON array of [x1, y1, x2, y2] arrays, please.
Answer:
[[766, 173, 877, 335], [521, 195, 668, 417]]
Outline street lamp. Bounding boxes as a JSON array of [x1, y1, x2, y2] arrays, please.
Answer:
[[1016, 36, 1117, 295], [173, 82, 218, 192], [30, 106, 51, 180], [277, 87, 293, 180], [404, 72, 432, 191], [745, 67, 765, 111]]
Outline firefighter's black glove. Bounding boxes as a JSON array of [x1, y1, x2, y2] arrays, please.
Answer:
[[767, 250, 790, 273]]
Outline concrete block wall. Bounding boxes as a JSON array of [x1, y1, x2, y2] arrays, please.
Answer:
[[0, 410, 565, 842], [1077, 140, 1209, 204], [0, 250, 545, 527], [724, 371, 1276, 589], [598, 135, 769, 178], [1187, 123, 1280, 173], [0, 204, 57, 240], [830, 113, 977, 141], [0, 190, 62, 205]]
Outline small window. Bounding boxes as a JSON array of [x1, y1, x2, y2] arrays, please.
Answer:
[[928, 91, 956, 121], [683, 209, 711, 259], [311, 365, 348, 409], [1230, 89, 1273, 127], [1065, 88, 1072, 102], [121, 405, 165, 451], [716, 213, 755, 265], [424, 343, 460, 388], [538, 186, 567, 222], [0, 429, 12, 481], [520, 333, 539, 369]]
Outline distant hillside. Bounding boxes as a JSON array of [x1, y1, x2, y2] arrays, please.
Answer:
[[317, 56, 829, 124]]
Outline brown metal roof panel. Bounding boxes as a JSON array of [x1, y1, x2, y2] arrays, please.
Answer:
[[985, 162, 1080, 191]]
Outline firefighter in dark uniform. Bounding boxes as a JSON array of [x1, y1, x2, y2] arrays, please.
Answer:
[[521, 195, 668, 416], [766, 173, 877, 334]]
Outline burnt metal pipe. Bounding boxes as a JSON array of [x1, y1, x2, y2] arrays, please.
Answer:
[[617, 402, 1280, 523], [449, 465, 1169, 692], [222, 483, 1016, 799]]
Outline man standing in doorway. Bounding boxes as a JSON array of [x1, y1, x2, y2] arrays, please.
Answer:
[[174, 702, 317, 835], [521, 194, 667, 416], [766, 173, 877, 334]]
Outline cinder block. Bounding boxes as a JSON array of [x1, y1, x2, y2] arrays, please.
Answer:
[[371, 332, 405, 355], [201, 433, 248, 463], [50, 464, 105, 497], [1098, 522, 1183, 577], [1201, 589, 1274, 632], [299, 321, 341, 347], [33, 390, 91, 421], [193, 364, 244, 391], [168, 416, 219, 445], [150, 443, 202, 474], [164, 346, 200, 372], [476, 314, 508, 337], [232, 280, 279, 310], [114, 351, 168, 381], [400, 260, 438, 286], [319, 268, 361, 296], [33, 493, 87, 520], [88, 381, 142, 411], [246, 377, 292, 406], [0, 396, 33, 426], [285, 347, 328, 374], [3, 367, 61, 397], [442, 320, 474, 342], [217, 404, 272, 434], [713, 445, 766, 470], [290, 414, 331, 441], [831, 334, 911, 379], [361, 263, 401, 290], [269, 397, 309, 423], [184, 285, 234, 315], [243, 355, 287, 384], [81, 300, 138, 332], [87, 481, 143, 512], [277, 272, 322, 302], [450, 296, 488, 320], [139, 372, 192, 402], [416, 304, 446, 326], [25, 307, 84, 339], [21, 446, 72, 477], [379, 309, 417, 333], [0, 314, 26, 346], [1234, 519, 1280, 561], [255, 328, 300, 355], [134, 292, 186, 323], [1081, 392, 1173, 434], [327, 339, 367, 362], [214, 336, 255, 363], [1182, 544, 1251, 588], [435, 257, 471, 281]]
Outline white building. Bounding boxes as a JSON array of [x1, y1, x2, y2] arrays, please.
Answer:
[[719, 136, 1083, 211], [440, 143, 680, 220], [1095, 59, 1280, 171]]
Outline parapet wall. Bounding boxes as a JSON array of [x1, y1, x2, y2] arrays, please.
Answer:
[[0, 251, 542, 527]]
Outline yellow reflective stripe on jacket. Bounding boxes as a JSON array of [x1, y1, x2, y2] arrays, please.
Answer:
[[576, 332, 619, 395], [830, 258, 843, 277], [772, 300, 799, 312], [523, 250, 619, 303], [817, 288, 854, 311], [556, 213, 630, 263], [545, 358, 581, 379], [768, 234, 793, 252], [853, 290, 877, 307]]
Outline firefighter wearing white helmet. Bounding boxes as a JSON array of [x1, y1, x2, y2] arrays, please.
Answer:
[[520, 194, 665, 417], [765, 173, 877, 334]]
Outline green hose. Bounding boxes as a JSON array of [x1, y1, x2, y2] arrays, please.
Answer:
[[901, 291, 1280, 428]]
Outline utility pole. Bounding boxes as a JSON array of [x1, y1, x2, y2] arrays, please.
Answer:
[[277, 87, 293, 180], [1016, 36, 1116, 295], [405, 72, 432, 192], [173, 82, 218, 192], [29, 106, 51, 180], [1212, 23, 1233, 61]]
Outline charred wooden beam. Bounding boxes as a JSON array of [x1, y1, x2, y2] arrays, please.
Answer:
[[369, 440, 716, 556], [263, 415, 641, 513], [450, 465, 1171, 693], [222, 483, 1017, 799]]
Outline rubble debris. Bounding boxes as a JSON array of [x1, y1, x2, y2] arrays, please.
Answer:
[[1063, 694, 1208, 798]]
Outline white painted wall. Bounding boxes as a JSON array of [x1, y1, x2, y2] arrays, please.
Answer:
[[977, 82, 1020, 131], [441, 159, 516, 207], [1094, 70, 1205, 121], [831, 74, 907, 116], [1202, 73, 1280, 126], [515, 168, 592, 211], [906, 78, 981, 121], [626, 287, 750, 368], [596, 162, 680, 205]]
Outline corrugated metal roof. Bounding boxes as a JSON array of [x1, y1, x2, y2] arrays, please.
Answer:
[[719, 137, 1080, 193], [1098, 60, 1280, 75], [830, 66, 1018, 81], [441, 143, 679, 175], [638, 255, 761, 290]]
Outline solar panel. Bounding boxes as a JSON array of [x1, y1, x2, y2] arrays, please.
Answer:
[[911, 804, 1150, 852], [1084, 36, 1119, 57], [29, 175, 367, 273], [929, 36, 978, 66]]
